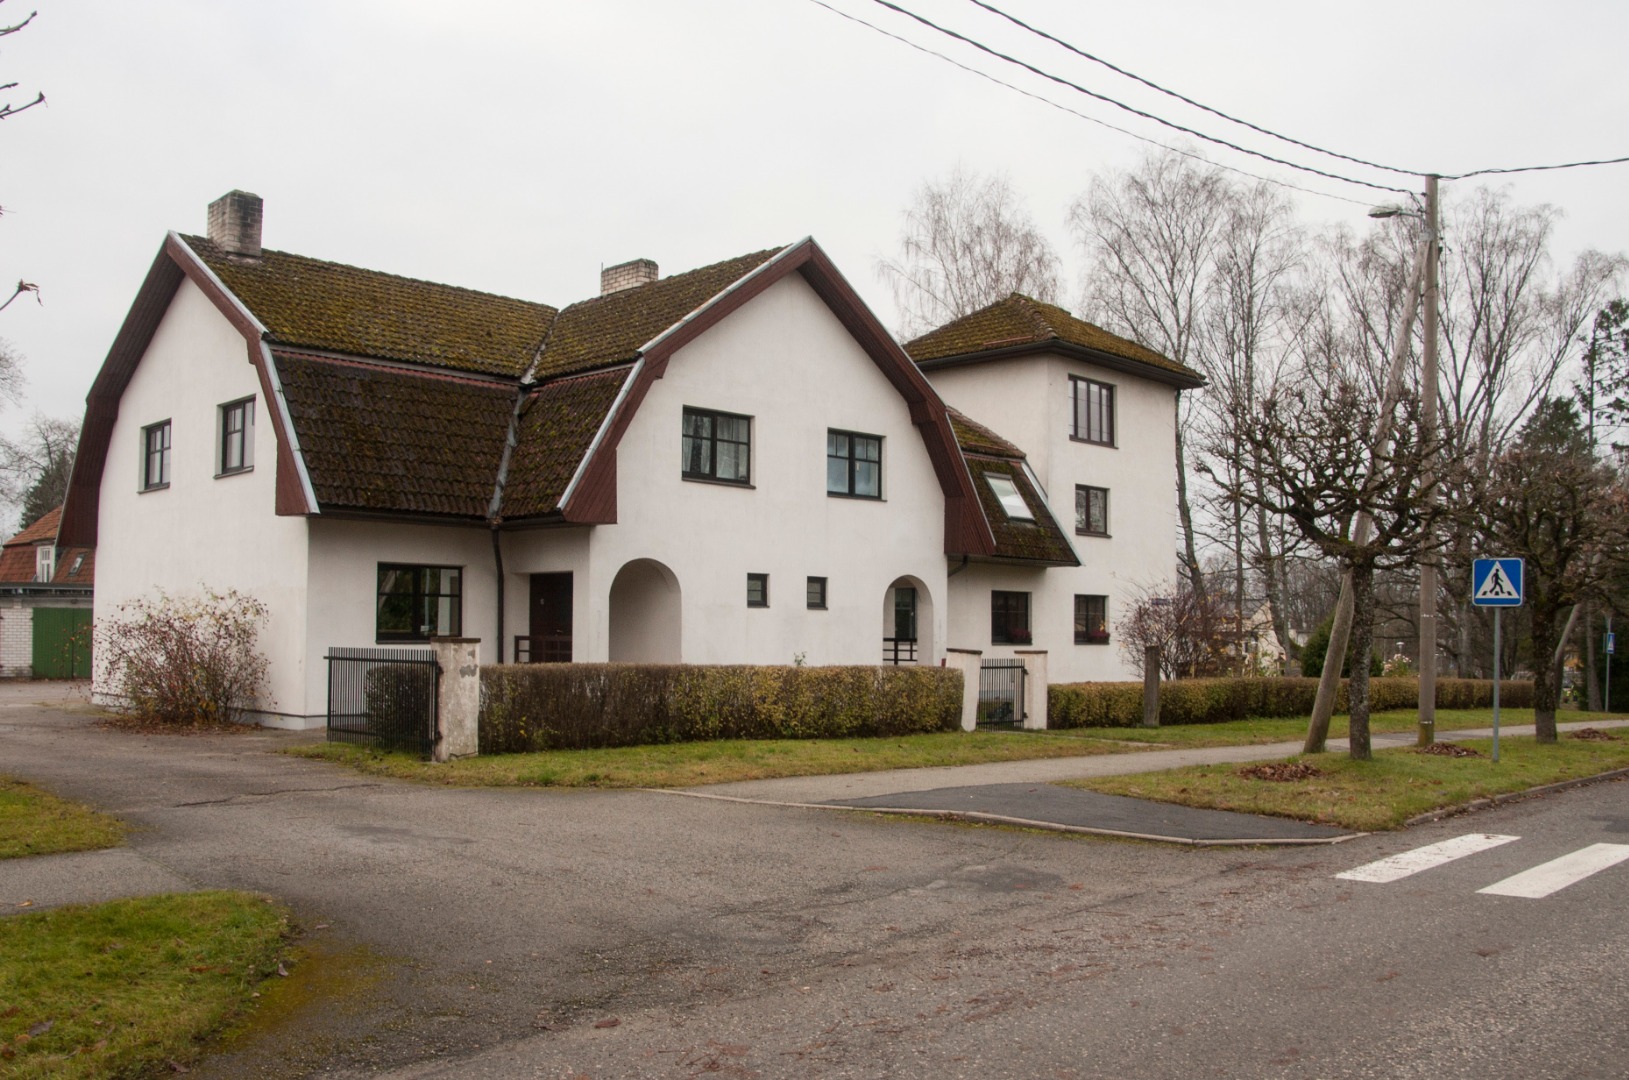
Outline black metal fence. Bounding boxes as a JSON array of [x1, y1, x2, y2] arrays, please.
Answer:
[[514, 635, 572, 663], [326, 647, 440, 758], [978, 658, 1026, 728]]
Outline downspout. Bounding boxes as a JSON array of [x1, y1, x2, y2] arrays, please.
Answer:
[[948, 554, 970, 577], [487, 375, 535, 664]]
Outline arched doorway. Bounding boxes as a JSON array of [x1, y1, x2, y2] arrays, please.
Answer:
[[882, 576, 934, 665], [608, 559, 682, 662]]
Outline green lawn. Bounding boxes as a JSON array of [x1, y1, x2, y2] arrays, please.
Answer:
[[1068, 733, 1629, 831], [0, 891, 292, 1078], [1057, 708, 1554, 749], [0, 776, 126, 860]]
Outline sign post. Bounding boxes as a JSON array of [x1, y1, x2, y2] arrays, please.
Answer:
[[1608, 618, 1616, 714], [1472, 558, 1524, 763]]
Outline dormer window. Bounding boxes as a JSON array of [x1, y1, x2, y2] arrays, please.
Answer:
[[985, 474, 1033, 522], [34, 545, 54, 583]]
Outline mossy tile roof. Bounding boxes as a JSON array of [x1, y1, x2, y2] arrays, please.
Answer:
[[534, 249, 783, 377], [502, 369, 631, 519], [967, 456, 1079, 566], [948, 408, 1026, 458], [184, 236, 556, 378], [907, 293, 1201, 383], [275, 352, 516, 518]]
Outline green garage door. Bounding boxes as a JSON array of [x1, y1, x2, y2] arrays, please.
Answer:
[[32, 607, 92, 678]]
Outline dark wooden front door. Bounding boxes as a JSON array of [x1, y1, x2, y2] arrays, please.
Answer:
[[526, 572, 573, 662]]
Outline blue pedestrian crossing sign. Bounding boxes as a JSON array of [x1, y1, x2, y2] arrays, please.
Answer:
[[1472, 558, 1524, 607]]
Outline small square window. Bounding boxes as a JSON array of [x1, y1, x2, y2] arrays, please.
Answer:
[[377, 564, 463, 642], [141, 420, 171, 490], [807, 576, 827, 610], [985, 473, 1033, 522], [827, 429, 882, 498], [1071, 377, 1115, 446], [219, 397, 255, 475], [991, 590, 1031, 645], [1075, 485, 1109, 536], [1075, 595, 1109, 644], [747, 572, 769, 608]]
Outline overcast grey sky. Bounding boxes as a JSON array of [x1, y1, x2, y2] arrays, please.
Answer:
[[3, 0, 1627, 439]]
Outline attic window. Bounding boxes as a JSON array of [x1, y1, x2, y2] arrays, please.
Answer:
[[985, 474, 1033, 522]]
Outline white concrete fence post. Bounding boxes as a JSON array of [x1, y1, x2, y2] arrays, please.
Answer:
[[1015, 649, 1048, 730], [431, 638, 481, 762], [943, 648, 983, 732]]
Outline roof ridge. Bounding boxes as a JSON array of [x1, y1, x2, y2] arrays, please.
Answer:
[[555, 246, 784, 314], [180, 234, 559, 313], [1007, 293, 1060, 342]]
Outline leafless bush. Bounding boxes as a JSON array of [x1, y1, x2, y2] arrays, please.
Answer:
[[96, 589, 270, 726]]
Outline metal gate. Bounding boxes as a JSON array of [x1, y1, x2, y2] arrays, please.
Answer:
[[978, 659, 1026, 728], [325, 647, 440, 758]]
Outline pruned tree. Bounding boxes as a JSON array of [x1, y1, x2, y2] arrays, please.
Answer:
[[878, 167, 1061, 338], [1072, 149, 1230, 604], [1481, 399, 1625, 741], [1218, 378, 1450, 759], [0, 2, 43, 124]]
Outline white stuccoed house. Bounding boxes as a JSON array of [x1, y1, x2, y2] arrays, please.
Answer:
[[61, 191, 1203, 727]]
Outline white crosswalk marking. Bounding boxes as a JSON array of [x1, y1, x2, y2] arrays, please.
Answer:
[[1336, 833, 1520, 884], [1477, 843, 1629, 899]]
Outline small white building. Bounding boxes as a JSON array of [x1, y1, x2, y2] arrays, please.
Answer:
[[62, 192, 1201, 727]]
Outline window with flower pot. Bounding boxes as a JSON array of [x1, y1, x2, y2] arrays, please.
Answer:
[[991, 590, 1031, 645]]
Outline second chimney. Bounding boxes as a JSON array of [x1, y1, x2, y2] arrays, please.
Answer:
[[207, 190, 264, 258], [601, 258, 658, 295]]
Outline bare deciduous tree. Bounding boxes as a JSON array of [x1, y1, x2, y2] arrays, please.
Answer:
[[0, 413, 76, 529], [878, 167, 1061, 338]]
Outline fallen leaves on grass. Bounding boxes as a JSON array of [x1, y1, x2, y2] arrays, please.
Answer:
[[1236, 762, 1323, 782], [1415, 742, 1482, 758], [1570, 728, 1621, 742], [97, 715, 253, 736]]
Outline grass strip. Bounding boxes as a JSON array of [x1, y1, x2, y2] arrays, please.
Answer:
[[288, 729, 1140, 788], [1052, 708, 1553, 749], [0, 777, 126, 860], [1066, 734, 1629, 831], [0, 891, 292, 1078]]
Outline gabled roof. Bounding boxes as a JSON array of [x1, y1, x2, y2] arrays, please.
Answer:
[[906, 293, 1204, 388], [7, 506, 61, 546], [182, 236, 555, 378], [0, 507, 94, 586]]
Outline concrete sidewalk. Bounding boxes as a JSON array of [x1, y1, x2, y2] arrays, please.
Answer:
[[662, 717, 1629, 845]]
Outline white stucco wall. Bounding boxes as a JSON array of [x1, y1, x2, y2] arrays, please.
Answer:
[[927, 353, 1182, 683], [578, 274, 950, 667], [93, 278, 313, 721]]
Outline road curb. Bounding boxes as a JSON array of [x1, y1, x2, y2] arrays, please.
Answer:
[[1403, 766, 1629, 828], [649, 787, 1367, 847]]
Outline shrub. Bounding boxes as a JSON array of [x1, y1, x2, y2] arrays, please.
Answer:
[[363, 662, 437, 752], [480, 664, 962, 752], [1048, 675, 1532, 728], [96, 589, 271, 726], [1300, 617, 1384, 678]]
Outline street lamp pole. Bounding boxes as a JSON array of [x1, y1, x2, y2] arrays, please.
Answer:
[[1418, 175, 1441, 746]]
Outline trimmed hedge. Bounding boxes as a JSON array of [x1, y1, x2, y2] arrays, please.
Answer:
[[480, 663, 962, 752], [1049, 676, 1536, 729]]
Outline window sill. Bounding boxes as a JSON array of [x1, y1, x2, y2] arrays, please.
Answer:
[[826, 491, 884, 502], [215, 467, 254, 479], [1076, 530, 1112, 539], [1076, 635, 1112, 646], [993, 638, 1033, 647], [139, 482, 170, 493], [1068, 435, 1117, 448], [683, 475, 755, 489]]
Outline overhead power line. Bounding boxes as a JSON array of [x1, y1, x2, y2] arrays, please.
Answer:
[[859, 0, 1413, 195], [803, 0, 1377, 208], [962, 0, 1424, 178], [1443, 155, 1629, 180]]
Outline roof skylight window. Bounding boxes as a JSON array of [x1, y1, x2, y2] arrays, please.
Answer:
[[985, 474, 1033, 522]]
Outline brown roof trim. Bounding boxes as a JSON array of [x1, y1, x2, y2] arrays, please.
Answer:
[[917, 339, 1207, 390], [559, 239, 997, 556]]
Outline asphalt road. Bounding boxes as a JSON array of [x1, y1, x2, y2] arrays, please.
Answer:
[[6, 688, 1628, 1079]]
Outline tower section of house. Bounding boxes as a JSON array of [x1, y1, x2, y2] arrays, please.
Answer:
[[907, 295, 1205, 683], [61, 192, 996, 727]]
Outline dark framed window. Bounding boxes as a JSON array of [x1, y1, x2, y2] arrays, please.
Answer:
[[991, 590, 1031, 645], [219, 397, 255, 475], [827, 429, 882, 498], [1071, 377, 1115, 446], [376, 564, 463, 641], [747, 572, 769, 608], [683, 407, 751, 484], [1075, 485, 1109, 536], [1075, 595, 1109, 644], [141, 420, 171, 490], [807, 576, 827, 610]]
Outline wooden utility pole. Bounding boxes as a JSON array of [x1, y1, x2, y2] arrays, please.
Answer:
[[1417, 175, 1442, 746]]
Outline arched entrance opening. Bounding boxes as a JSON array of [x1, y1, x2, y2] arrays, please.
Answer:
[[882, 576, 934, 666], [608, 559, 682, 662]]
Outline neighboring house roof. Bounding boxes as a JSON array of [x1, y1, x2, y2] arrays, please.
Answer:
[[182, 236, 556, 378], [61, 226, 1000, 557], [0, 506, 94, 587], [906, 293, 1205, 388]]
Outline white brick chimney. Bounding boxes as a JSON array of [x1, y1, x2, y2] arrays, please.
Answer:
[[207, 190, 264, 257], [601, 258, 658, 295]]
